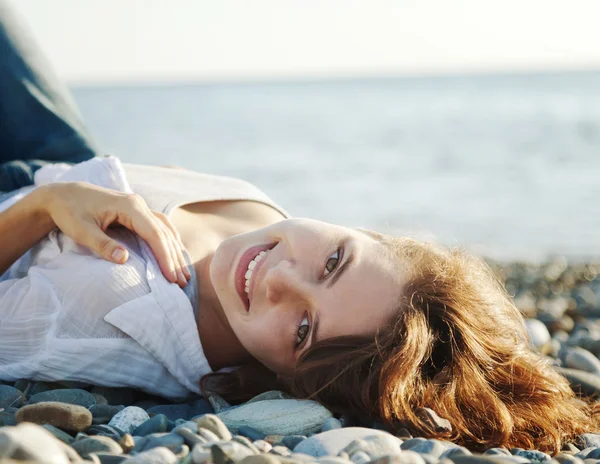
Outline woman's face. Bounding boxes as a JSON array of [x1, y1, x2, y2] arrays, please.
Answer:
[[210, 218, 403, 376]]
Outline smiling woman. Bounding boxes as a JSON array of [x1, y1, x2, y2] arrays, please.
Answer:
[[1, 0, 600, 456]]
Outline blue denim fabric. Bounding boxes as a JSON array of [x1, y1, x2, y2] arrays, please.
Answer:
[[0, 0, 98, 191]]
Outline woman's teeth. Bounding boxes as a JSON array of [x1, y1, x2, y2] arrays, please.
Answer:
[[244, 251, 268, 295]]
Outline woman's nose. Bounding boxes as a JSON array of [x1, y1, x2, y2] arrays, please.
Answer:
[[264, 260, 305, 305]]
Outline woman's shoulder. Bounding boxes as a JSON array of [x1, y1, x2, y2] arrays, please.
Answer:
[[122, 163, 290, 218]]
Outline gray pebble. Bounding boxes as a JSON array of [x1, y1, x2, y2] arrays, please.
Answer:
[[526, 318, 552, 351], [238, 425, 266, 442], [563, 347, 600, 375], [295, 427, 402, 458], [577, 448, 600, 460], [373, 451, 425, 464], [198, 427, 222, 443], [108, 406, 149, 434], [402, 438, 446, 458], [316, 458, 355, 464], [245, 390, 296, 403], [133, 432, 185, 454], [440, 446, 473, 459], [92, 453, 129, 464], [513, 449, 552, 461], [554, 454, 584, 464], [212, 440, 256, 463], [195, 414, 232, 441], [208, 394, 233, 413], [350, 450, 371, 464], [232, 435, 261, 454], [281, 435, 307, 449], [269, 445, 292, 456], [581, 435, 600, 449], [0, 422, 71, 464], [175, 427, 206, 448], [132, 414, 170, 436], [90, 405, 125, 425], [41, 424, 74, 444], [28, 388, 96, 408], [71, 436, 123, 459], [121, 446, 178, 463], [252, 440, 272, 453], [322, 418, 343, 432], [0, 385, 24, 409], [484, 448, 513, 457]]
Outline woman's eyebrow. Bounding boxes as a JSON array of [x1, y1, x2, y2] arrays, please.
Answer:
[[326, 248, 355, 289]]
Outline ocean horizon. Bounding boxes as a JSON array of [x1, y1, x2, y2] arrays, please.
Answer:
[[70, 69, 600, 262]]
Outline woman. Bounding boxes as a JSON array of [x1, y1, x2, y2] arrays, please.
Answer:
[[0, 1, 598, 454]]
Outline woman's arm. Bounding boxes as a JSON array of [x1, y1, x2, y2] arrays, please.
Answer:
[[0, 185, 55, 275], [0, 182, 191, 287]]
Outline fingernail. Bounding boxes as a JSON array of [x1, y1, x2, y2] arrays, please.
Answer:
[[112, 248, 125, 262]]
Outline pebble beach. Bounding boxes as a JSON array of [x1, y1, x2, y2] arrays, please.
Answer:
[[2, 257, 600, 464]]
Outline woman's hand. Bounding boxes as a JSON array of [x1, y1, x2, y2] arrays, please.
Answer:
[[43, 181, 191, 287]]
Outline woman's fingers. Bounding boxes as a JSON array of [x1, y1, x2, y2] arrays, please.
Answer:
[[119, 195, 178, 283], [82, 221, 130, 264], [154, 214, 188, 288], [153, 211, 191, 281]]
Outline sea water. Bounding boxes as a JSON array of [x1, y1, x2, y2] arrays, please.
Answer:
[[72, 70, 600, 261]]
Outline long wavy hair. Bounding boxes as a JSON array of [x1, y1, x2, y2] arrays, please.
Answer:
[[200, 233, 600, 454]]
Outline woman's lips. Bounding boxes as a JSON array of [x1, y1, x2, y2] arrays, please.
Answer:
[[235, 243, 275, 311]]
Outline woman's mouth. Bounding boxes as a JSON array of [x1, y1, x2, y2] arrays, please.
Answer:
[[235, 243, 276, 311]]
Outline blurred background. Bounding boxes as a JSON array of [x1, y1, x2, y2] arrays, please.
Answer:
[[13, 0, 600, 261]]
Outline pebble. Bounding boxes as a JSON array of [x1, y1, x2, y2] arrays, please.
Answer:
[[212, 440, 256, 463], [15, 401, 92, 432], [580, 434, 600, 448], [90, 405, 126, 425], [198, 426, 223, 443], [195, 414, 233, 441], [280, 434, 307, 449], [133, 432, 185, 454], [0, 422, 71, 464], [526, 318, 552, 352], [415, 407, 453, 433], [0, 385, 24, 409], [373, 451, 426, 464], [402, 438, 446, 458], [556, 368, 600, 397], [41, 424, 75, 444], [27, 388, 96, 408], [562, 347, 600, 375], [322, 418, 343, 432], [132, 414, 170, 436], [108, 406, 150, 434], [349, 450, 371, 464], [216, 398, 333, 435], [176, 426, 206, 448], [513, 449, 552, 461], [121, 446, 178, 463], [0, 409, 17, 426], [233, 434, 261, 453], [294, 427, 402, 457], [147, 404, 194, 421], [252, 440, 273, 453], [238, 425, 267, 441], [71, 436, 123, 459], [208, 394, 233, 413]]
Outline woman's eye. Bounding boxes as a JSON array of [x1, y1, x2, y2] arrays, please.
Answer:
[[323, 248, 340, 277], [296, 315, 310, 347]]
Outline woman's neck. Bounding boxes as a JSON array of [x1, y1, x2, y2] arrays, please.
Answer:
[[170, 200, 286, 372]]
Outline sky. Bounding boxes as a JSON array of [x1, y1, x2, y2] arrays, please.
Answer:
[[10, 0, 600, 85]]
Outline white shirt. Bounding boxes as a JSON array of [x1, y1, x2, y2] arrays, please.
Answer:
[[0, 157, 213, 400]]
